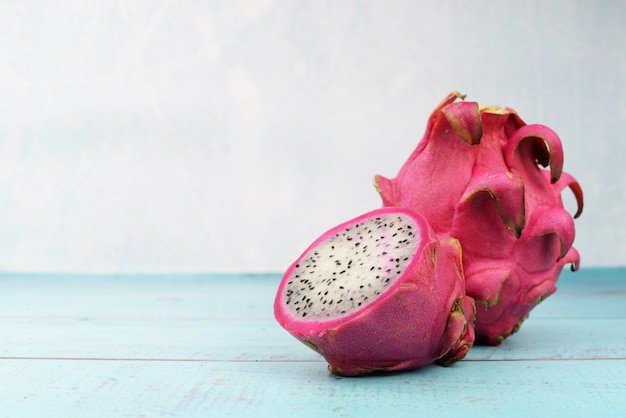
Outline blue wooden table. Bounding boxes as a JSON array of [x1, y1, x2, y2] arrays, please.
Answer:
[[1, 268, 625, 417]]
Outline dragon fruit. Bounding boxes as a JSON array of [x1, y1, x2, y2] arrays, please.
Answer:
[[375, 92, 583, 345], [274, 207, 475, 376]]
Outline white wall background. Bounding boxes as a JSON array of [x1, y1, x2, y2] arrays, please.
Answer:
[[0, 1, 623, 273]]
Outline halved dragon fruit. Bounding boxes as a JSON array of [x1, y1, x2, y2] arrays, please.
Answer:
[[375, 92, 583, 345], [274, 207, 475, 376]]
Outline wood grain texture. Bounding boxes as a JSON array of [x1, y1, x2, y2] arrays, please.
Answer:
[[1, 268, 625, 417]]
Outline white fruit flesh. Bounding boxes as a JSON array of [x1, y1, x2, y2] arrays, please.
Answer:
[[283, 214, 420, 321]]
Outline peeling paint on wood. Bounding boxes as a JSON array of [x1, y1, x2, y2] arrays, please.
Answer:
[[0, 269, 625, 416]]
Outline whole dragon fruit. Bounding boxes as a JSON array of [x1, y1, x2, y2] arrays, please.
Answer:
[[375, 92, 583, 345], [274, 207, 475, 376]]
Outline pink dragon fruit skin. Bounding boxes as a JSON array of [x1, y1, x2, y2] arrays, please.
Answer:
[[274, 207, 475, 376], [375, 92, 583, 345]]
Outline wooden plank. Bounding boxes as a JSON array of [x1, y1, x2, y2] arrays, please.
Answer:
[[466, 318, 626, 361], [1, 269, 624, 321], [530, 267, 626, 319], [1, 317, 624, 362], [1, 268, 625, 417], [1, 358, 625, 417], [0, 273, 279, 320], [1, 268, 624, 362], [0, 318, 302, 361]]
